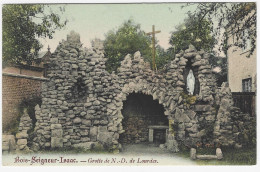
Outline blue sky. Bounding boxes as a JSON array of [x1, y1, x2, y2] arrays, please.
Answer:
[[39, 3, 197, 52]]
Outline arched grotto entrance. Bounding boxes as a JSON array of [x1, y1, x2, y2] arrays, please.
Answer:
[[32, 32, 249, 153], [119, 93, 168, 146]]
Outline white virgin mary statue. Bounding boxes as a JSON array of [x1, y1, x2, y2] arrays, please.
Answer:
[[187, 69, 195, 95]]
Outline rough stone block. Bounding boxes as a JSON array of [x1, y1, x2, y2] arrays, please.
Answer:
[[216, 148, 223, 159], [148, 129, 154, 142], [166, 139, 179, 152], [17, 139, 27, 145], [196, 155, 218, 160], [73, 142, 99, 150], [97, 132, 113, 145], [98, 126, 107, 132], [205, 115, 215, 121], [193, 105, 212, 112], [50, 118, 59, 123], [186, 124, 198, 133], [51, 137, 63, 148], [80, 130, 89, 136], [18, 144, 26, 150], [2, 142, 10, 151], [82, 120, 91, 126], [186, 110, 196, 119], [51, 124, 62, 130], [73, 117, 82, 124], [190, 148, 196, 160], [45, 142, 51, 147], [90, 127, 98, 141], [16, 132, 28, 139], [175, 111, 190, 123], [108, 125, 117, 132], [51, 129, 63, 137]]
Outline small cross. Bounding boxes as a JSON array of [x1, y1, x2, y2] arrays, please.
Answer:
[[146, 25, 161, 71]]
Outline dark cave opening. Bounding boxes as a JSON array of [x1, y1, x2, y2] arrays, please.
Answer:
[[119, 93, 168, 145]]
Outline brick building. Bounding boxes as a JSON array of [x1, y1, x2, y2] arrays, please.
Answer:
[[2, 48, 51, 132]]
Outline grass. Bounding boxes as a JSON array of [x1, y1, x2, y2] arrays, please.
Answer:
[[177, 146, 256, 165]]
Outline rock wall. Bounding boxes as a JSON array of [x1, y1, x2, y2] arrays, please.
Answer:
[[16, 109, 32, 152], [214, 83, 255, 147], [2, 135, 16, 154], [31, 31, 253, 152]]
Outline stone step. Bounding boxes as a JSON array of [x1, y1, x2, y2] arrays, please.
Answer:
[[196, 155, 218, 160]]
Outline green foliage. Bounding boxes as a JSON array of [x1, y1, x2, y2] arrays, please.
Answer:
[[178, 147, 256, 165], [104, 19, 152, 73], [187, 2, 256, 57], [196, 147, 216, 155], [169, 14, 227, 85], [2, 4, 67, 67], [104, 19, 175, 72], [180, 92, 196, 108], [169, 18, 215, 53], [155, 45, 175, 70], [209, 54, 227, 87], [202, 122, 215, 143], [242, 117, 256, 147]]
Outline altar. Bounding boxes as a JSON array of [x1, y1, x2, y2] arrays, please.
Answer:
[[148, 125, 169, 143]]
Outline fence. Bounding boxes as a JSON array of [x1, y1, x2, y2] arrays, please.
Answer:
[[232, 92, 256, 116]]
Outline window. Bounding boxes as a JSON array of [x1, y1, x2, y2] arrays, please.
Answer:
[[242, 29, 251, 52], [242, 78, 252, 92]]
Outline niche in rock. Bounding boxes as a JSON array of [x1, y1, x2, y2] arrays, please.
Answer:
[[66, 77, 87, 103], [183, 59, 200, 95], [18, 96, 42, 147], [119, 93, 168, 145]]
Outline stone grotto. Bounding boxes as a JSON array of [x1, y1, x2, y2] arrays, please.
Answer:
[[6, 31, 254, 153]]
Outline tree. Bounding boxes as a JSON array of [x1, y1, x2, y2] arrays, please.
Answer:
[[208, 54, 227, 87], [169, 17, 215, 53], [169, 11, 227, 86], [2, 4, 67, 67], [104, 19, 152, 73], [185, 2, 256, 57], [155, 45, 175, 70]]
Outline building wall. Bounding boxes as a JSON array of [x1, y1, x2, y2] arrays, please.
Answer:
[[227, 40, 257, 92], [2, 75, 43, 132], [227, 9, 257, 93], [3, 67, 44, 77]]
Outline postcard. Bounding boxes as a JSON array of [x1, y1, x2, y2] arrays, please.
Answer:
[[1, 1, 257, 167]]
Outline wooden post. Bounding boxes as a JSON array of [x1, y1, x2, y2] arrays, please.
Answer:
[[149, 128, 154, 143], [146, 25, 161, 71]]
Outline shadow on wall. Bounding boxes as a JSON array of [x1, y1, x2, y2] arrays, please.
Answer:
[[6, 96, 41, 136]]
